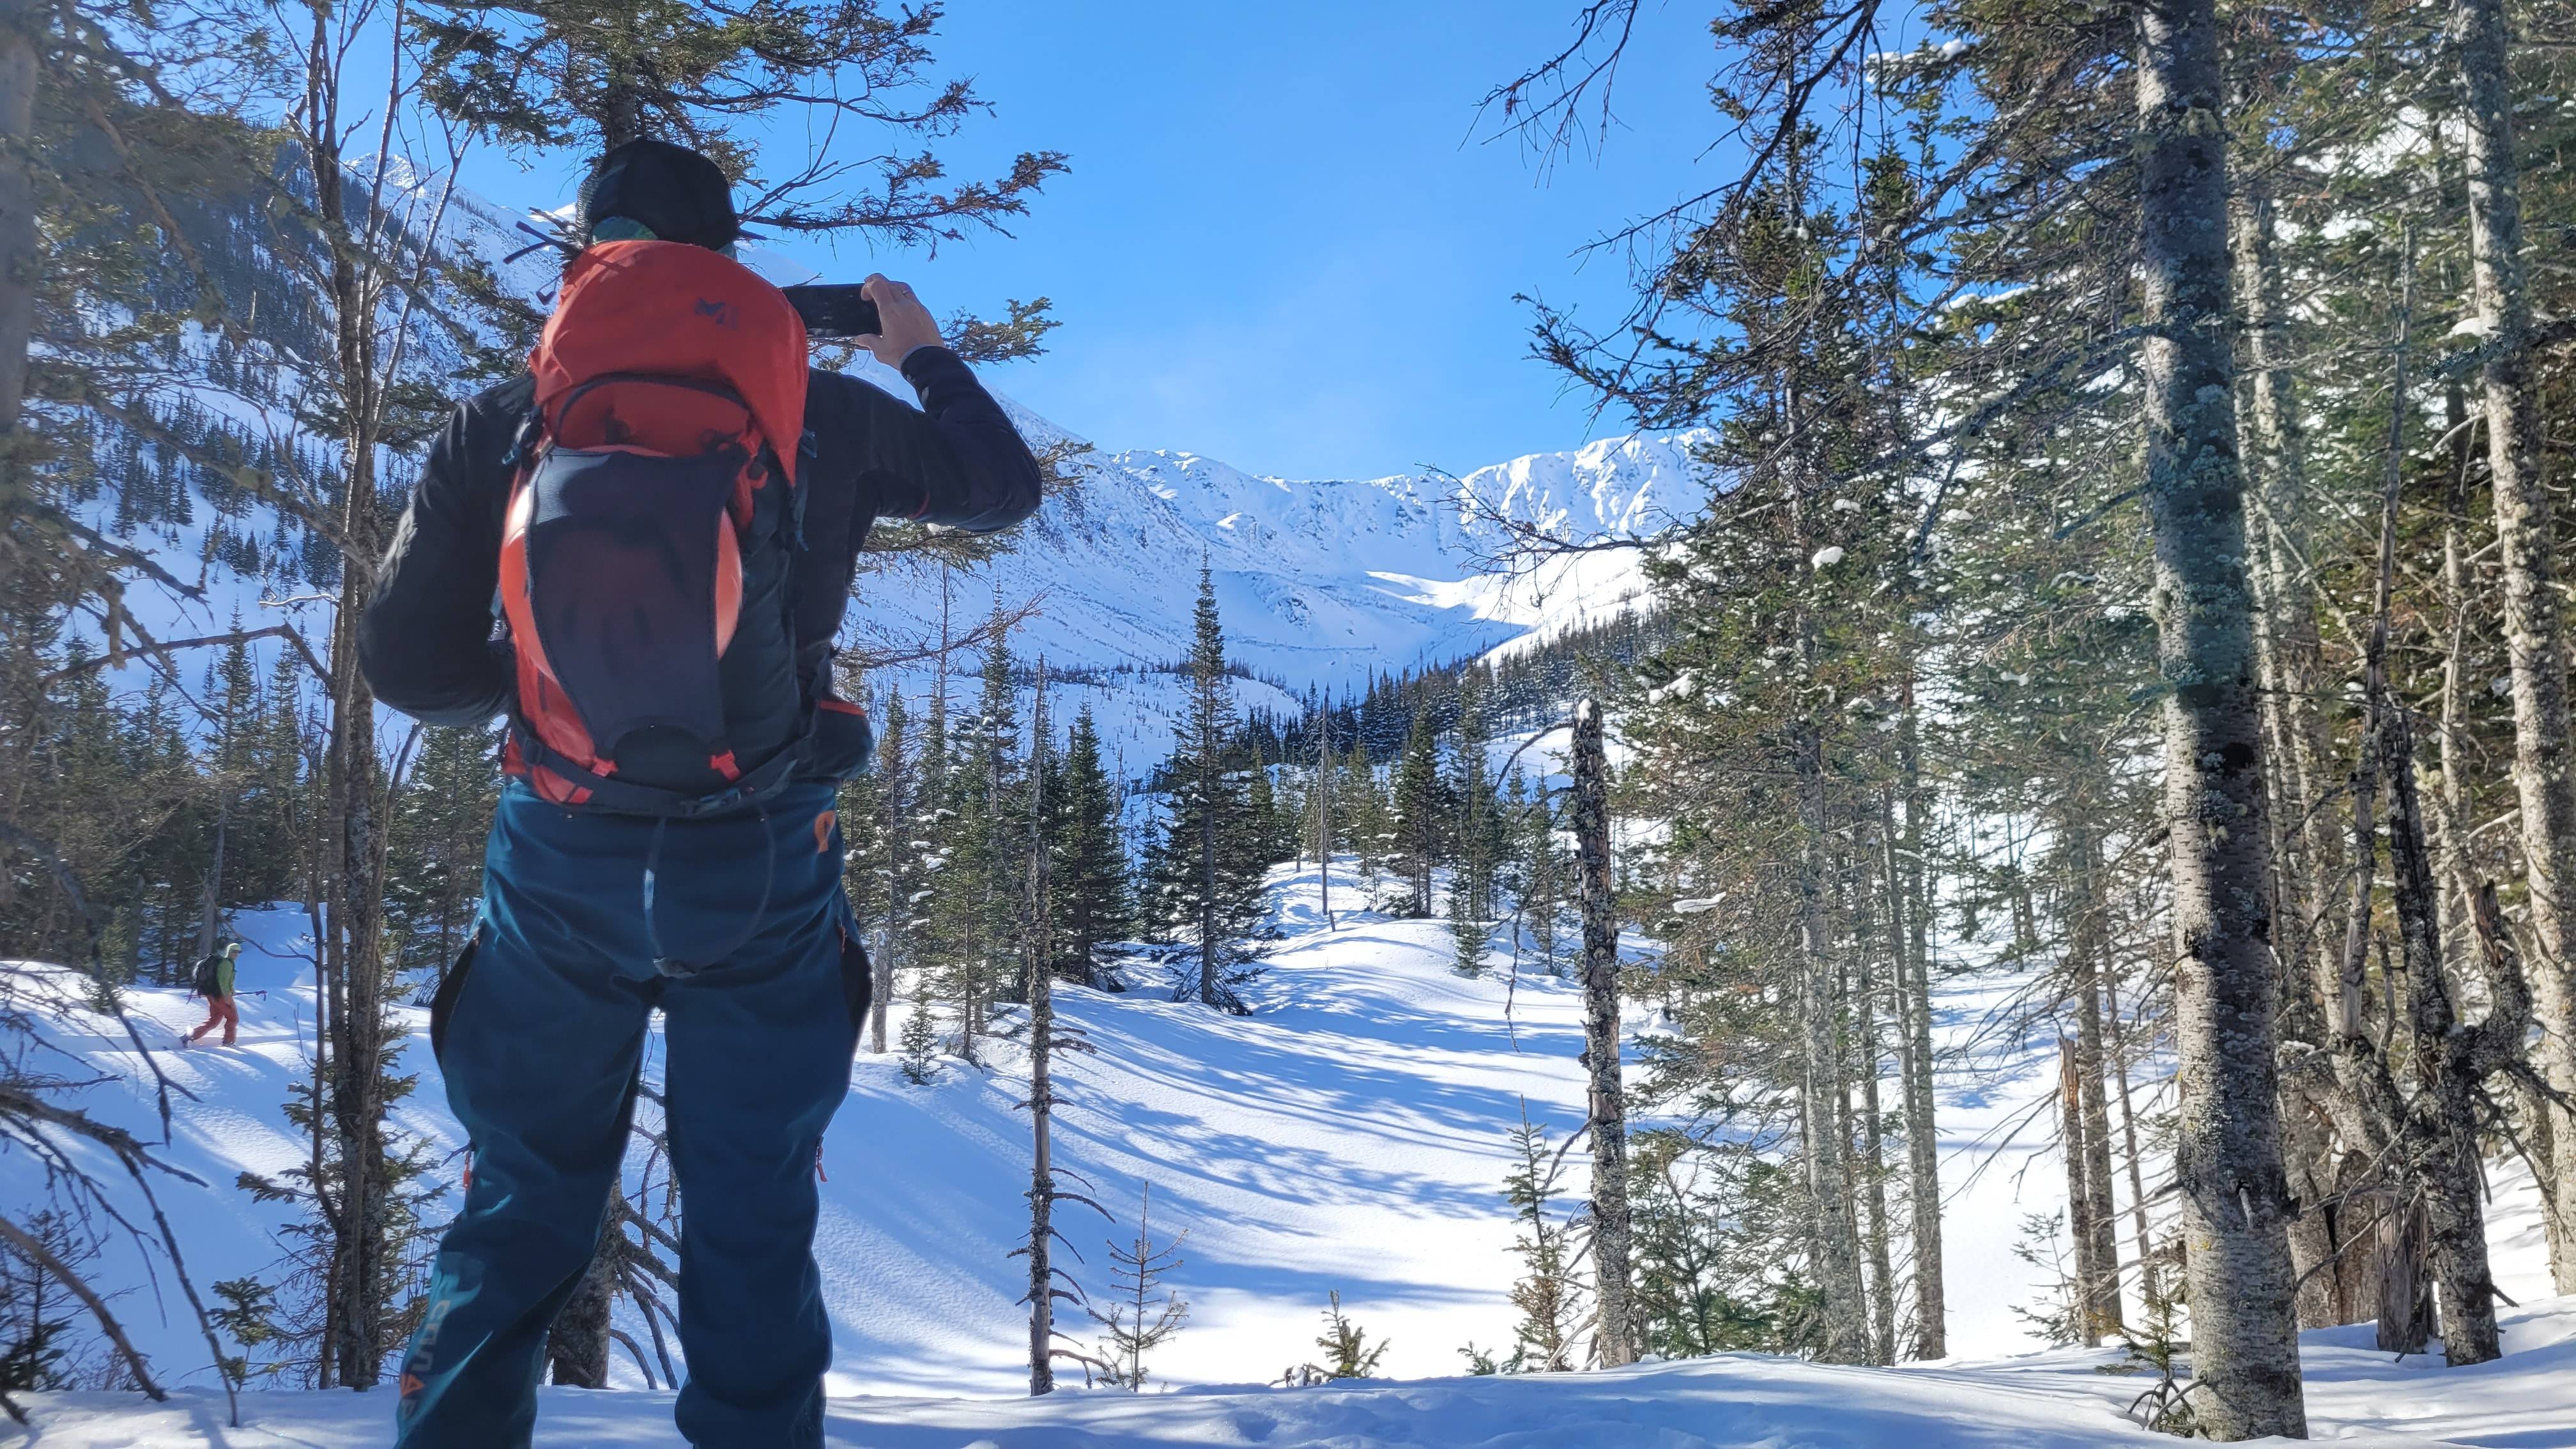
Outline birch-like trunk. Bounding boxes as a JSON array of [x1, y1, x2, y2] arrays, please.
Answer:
[[2135, 0, 2306, 1429], [2455, 0, 2576, 1291], [1572, 700, 1635, 1367]]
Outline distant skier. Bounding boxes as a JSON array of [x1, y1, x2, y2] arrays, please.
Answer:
[[363, 138, 1041, 1449], [183, 939, 241, 1048]]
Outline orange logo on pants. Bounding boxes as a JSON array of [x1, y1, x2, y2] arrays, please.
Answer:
[[813, 810, 834, 854]]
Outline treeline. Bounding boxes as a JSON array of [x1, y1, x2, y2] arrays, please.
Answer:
[[0, 625, 491, 986], [857, 562, 1598, 1047], [1250, 610, 1666, 765]]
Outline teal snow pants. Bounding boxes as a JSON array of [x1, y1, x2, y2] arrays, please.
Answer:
[[395, 781, 868, 1449]]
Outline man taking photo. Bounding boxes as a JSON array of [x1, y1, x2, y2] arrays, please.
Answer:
[[362, 138, 1043, 1448]]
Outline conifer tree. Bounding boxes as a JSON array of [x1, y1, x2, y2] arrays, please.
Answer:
[[1389, 710, 1443, 918], [1050, 706, 1129, 988], [1089, 1183, 1188, 1392], [1303, 1292, 1392, 1381], [1501, 1107, 1582, 1372], [864, 689, 917, 1053], [383, 723, 500, 981], [1508, 771, 1567, 977], [1447, 673, 1499, 920], [941, 611, 1023, 1051], [898, 994, 940, 1087], [1342, 741, 1387, 896], [1144, 564, 1264, 1009]]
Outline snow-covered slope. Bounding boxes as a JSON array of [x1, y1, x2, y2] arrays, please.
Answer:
[[40, 1317, 2576, 1448], [865, 390, 1704, 692], [7, 860, 2572, 1444]]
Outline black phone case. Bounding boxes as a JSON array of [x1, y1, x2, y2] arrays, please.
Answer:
[[781, 284, 881, 340]]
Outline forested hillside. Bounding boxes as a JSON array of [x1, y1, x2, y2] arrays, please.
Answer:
[[4, 0, 2575, 1445]]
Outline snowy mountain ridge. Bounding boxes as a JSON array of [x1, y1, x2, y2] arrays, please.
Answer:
[[951, 397, 1708, 689], [843, 353, 1712, 762]]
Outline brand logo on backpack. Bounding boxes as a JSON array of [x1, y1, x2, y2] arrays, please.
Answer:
[[498, 241, 815, 816]]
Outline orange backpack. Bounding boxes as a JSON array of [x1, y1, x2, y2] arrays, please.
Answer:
[[497, 240, 820, 814]]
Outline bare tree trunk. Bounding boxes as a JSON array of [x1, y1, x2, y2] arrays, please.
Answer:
[[2384, 699, 2503, 1365], [1795, 714, 1869, 1362], [1316, 703, 1334, 930], [2101, 965, 2161, 1309], [1890, 701, 1946, 1359], [2229, 158, 2348, 1332], [873, 696, 898, 1053], [2455, 0, 2576, 1292], [2134, 0, 2306, 1430], [2366, 284, 2505, 1365], [1027, 668, 1057, 1395], [2428, 380, 2480, 960], [1852, 867, 1897, 1366], [2066, 825, 2126, 1336], [2376, 1195, 2433, 1354], [1572, 700, 1634, 1367], [0, 0, 31, 459], [548, 1229, 615, 1387], [195, 806, 229, 959], [305, 17, 397, 1377], [2059, 1036, 2103, 1346]]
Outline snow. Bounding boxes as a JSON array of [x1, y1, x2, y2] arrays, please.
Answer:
[[0, 1350, 2304, 1446], [10, 860, 2573, 1446], [17, 1318, 2576, 1445]]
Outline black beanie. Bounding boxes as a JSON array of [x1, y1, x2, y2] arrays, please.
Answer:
[[578, 139, 740, 252]]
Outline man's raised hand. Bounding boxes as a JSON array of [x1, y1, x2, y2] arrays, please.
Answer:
[[856, 274, 944, 366]]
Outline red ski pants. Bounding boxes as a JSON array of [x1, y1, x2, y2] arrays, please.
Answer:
[[190, 996, 238, 1045]]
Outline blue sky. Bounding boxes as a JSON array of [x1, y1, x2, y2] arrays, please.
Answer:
[[452, 3, 1731, 480]]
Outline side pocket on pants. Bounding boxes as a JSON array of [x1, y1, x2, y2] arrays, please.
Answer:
[[429, 935, 480, 1068]]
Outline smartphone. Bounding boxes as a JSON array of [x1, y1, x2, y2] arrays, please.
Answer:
[[781, 284, 882, 340]]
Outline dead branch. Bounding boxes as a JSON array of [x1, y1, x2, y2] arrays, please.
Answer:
[[0, 1211, 165, 1400]]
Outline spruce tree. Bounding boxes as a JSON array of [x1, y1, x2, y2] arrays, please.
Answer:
[[1051, 706, 1130, 988], [864, 689, 917, 1054], [1389, 710, 1443, 918], [940, 612, 1023, 1052], [1145, 564, 1265, 1009], [383, 723, 501, 981], [1448, 673, 1499, 920], [898, 994, 940, 1086], [1342, 740, 1388, 900]]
